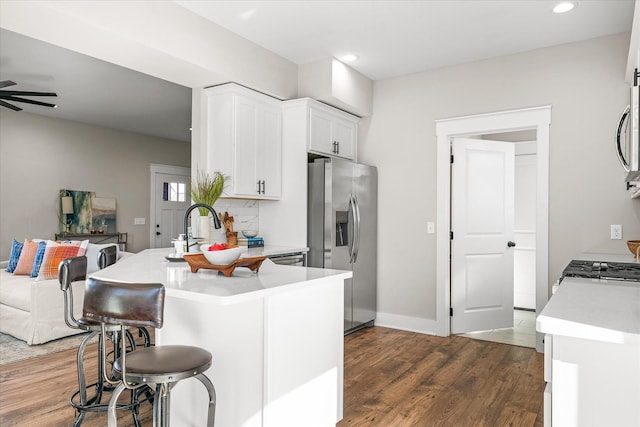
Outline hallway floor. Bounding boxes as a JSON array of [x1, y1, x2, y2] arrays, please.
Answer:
[[459, 309, 536, 348]]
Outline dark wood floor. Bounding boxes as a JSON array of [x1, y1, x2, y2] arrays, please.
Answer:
[[0, 326, 544, 426], [339, 327, 545, 427]]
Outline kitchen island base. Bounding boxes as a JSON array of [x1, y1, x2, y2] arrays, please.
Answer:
[[158, 274, 344, 427]]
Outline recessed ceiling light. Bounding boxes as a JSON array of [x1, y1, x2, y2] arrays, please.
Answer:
[[553, 2, 576, 13], [341, 54, 359, 62]]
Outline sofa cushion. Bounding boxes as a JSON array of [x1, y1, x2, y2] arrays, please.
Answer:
[[13, 240, 43, 275], [0, 271, 34, 311], [6, 239, 23, 273], [36, 240, 89, 281]]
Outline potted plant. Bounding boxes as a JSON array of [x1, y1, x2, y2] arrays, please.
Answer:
[[190, 170, 226, 242]]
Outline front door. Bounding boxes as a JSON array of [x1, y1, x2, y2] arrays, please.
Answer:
[[451, 138, 515, 334], [150, 166, 191, 248]]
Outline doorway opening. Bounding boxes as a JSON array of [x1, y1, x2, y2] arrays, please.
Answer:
[[451, 132, 537, 348], [149, 164, 191, 249], [435, 106, 551, 352]]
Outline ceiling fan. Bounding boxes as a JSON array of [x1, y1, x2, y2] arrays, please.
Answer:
[[0, 80, 57, 111]]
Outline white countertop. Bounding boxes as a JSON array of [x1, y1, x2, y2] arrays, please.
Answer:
[[537, 277, 640, 343], [90, 248, 350, 305]]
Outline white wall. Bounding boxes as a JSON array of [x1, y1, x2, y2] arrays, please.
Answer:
[[359, 32, 640, 323], [0, 110, 190, 258]]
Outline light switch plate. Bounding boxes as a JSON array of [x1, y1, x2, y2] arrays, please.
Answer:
[[427, 222, 435, 234], [134, 217, 146, 225], [610, 224, 622, 240]]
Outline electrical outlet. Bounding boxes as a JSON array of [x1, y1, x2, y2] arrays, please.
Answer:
[[134, 217, 146, 225], [610, 224, 622, 240]]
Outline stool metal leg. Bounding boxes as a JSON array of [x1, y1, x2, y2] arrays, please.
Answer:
[[72, 331, 99, 427], [154, 383, 172, 427], [195, 373, 217, 427], [107, 382, 126, 427], [73, 329, 148, 427]]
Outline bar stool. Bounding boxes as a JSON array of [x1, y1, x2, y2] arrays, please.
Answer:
[[98, 245, 118, 269], [82, 278, 216, 427], [59, 256, 148, 427]]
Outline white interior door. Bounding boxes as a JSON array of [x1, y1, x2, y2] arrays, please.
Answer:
[[150, 166, 191, 248], [451, 138, 515, 334]]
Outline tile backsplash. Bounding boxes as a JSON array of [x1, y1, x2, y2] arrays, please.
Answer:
[[213, 199, 259, 234]]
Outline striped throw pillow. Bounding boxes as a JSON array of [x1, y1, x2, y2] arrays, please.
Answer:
[[36, 240, 89, 281]]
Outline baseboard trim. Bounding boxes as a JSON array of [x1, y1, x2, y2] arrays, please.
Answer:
[[374, 312, 438, 335]]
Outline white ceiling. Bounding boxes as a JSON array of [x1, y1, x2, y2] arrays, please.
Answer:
[[178, 0, 635, 80], [0, 1, 634, 142]]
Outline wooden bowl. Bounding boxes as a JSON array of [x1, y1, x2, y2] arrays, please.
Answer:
[[627, 240, 640, 256], [182, 253, 267, 277]]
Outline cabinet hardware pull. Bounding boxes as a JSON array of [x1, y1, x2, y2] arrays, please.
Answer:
[[257, 180, 261, 194]]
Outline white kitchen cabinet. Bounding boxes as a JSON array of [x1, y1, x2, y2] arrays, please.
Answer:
[[308, 100, 358, 160], [204, 83, 282, 199]]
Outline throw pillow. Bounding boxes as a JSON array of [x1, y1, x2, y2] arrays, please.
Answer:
[[6, 239, 23, 273], [30, 241, 48, 278], [36, 240, 89, 281], [13, 240, 42, 275]]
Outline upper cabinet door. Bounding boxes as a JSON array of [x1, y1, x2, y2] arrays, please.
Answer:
[[205, 84, 282, 200], [308, 104, 358, 160], [332, 116, 356, 160], [309, 107, 334, 155], [255, 104, 282, 198]]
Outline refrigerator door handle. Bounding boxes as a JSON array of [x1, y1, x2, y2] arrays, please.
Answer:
[[353, 194, 361, 263], [348, 194, 357, 263]]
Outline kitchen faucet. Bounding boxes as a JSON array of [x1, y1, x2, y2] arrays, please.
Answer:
[[183, 203, 222, 252]]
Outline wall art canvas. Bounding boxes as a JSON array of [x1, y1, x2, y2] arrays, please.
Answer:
[[91, 197, 117, 234], [59, 189, 95, 233]]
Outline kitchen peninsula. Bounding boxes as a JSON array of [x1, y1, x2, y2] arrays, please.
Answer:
[[90, 248, 351, 427], [537, 276, 640, 427]]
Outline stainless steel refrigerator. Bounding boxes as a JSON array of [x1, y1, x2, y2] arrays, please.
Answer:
[[307, 158, 377, 334]]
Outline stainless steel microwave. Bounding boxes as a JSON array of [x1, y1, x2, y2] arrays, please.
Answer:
[[617, 69, 640, 182]]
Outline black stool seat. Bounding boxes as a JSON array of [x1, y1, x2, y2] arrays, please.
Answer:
[[77, 317, 120, 331], [115, 345, 212, 383]]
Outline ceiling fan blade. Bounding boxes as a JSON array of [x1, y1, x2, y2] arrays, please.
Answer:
[[0, 100, 22, 111], [0, 80, 17, 89], [4, 95, 56, 108], [0, 90, 57, 97]]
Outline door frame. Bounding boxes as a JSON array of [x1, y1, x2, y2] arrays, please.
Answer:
[[149, 163, 191, 248], [435, 106, 551, 352]]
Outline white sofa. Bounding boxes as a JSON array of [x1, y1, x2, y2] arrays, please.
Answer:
[[0, 245, 130, 345]]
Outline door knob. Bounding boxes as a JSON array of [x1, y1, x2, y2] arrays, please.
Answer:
[[156, 231, 161, 236], [507, 241, 516, 247]]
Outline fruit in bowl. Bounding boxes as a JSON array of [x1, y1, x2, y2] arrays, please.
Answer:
[[199, 243, 242, 266]]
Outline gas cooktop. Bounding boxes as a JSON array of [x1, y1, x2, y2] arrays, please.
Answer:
[[562, 260, 640, 282]]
